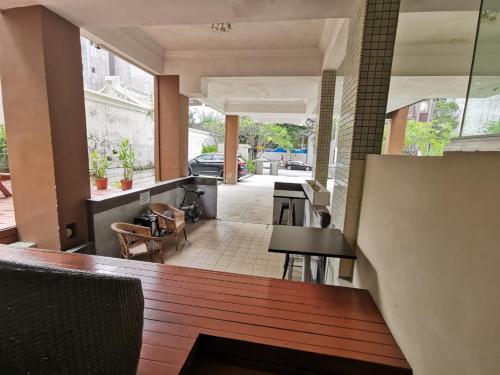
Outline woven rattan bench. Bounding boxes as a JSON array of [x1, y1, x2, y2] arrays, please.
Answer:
[[0, 259, 144, 375]]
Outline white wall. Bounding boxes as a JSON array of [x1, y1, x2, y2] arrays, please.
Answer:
[[353, 153, 500, 375], [188, 128, 215, 160]]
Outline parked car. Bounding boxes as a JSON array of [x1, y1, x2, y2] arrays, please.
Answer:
[[255, 157, 271, 169], [284, 160, 312, 171], [188, 153, 248, 179]]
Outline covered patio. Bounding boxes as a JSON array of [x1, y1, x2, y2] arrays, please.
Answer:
[[1, 0, 499, 374]]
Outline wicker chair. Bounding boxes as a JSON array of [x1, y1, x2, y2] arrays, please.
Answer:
[[0, 259, 144, 375], [111, 222, 164, 263], [149, 203, 187, 251]]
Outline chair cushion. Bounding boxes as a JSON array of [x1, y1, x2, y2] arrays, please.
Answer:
[[129, 242, 148, 256], [163, 209, 174, 219]]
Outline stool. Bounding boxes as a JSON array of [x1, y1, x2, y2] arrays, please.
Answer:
[[278, 201, 296, 226]]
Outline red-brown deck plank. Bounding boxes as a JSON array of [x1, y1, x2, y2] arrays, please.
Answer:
[[0, 247, 412, 374]]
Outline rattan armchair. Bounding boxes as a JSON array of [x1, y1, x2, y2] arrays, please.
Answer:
[[0, 259, 144, 375], [111, 222, 164, 263], [149, 203, 187, 251]]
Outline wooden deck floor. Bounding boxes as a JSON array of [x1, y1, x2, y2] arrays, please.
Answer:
[[0, 246, 411, 374], [0, 180, 15, 230]]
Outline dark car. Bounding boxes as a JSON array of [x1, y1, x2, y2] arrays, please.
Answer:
[[284, 160, 312, 171], [188, 153, 248, 179]]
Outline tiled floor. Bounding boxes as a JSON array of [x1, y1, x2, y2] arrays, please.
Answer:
[[217, 170, 312, 225], [162, 219, 298, 279]]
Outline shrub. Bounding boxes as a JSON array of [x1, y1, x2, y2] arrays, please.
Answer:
[[201, 144, 218, 154], [245, 158, 256, 174]]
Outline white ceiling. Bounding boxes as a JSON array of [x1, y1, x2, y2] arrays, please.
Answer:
[[0, 0, 486, 123], [142, 19, 325, 51]]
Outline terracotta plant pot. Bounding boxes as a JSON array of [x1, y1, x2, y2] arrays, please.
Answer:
[[120, 179, 133, 191], [95, 177, 108, 190]]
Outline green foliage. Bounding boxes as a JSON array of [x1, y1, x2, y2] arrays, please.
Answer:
[[404, 120, 452, 156], [195, 109, 225, 144], [201, 144, 219, 153], [118, 138, 136, 181], [238, 117, 293, 157], [0, 124, 8, 172], [431, 100, 460, 130], [89, 148, 110, 179], [258, 123, 293, 150], [245, 158, 255, 174], [486, 120, 500, 135], [404, 100, 460, 156]]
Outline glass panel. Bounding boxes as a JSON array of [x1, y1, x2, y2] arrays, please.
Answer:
[[461, 0, 500, 136]]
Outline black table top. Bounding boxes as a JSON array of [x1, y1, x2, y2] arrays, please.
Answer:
[[268, 226, 356, 259], [273, 189, 307, 199]]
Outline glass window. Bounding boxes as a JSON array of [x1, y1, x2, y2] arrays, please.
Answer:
[[212, 154, 224, 161], [461, 0, 500, 136], [197, 154, 213, 160]]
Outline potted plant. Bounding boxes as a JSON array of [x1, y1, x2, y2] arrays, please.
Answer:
[[118, 138, 136, 191], [89, 148, 110, 190]]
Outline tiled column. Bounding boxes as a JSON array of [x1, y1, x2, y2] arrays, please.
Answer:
[[331, 0, 400, 278], [224, 115, 240, 184], [384, 106, 409, 155], [0, 6, 90, 250], [155, 76, 189, 180], [313, 70, 336, 187]]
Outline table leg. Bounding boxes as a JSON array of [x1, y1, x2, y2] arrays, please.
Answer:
[[287, 198, 293, 226], [0, 181, 12, 197], [302, 255, 311, 282]]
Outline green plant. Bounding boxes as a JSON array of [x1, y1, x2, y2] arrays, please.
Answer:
[[0, 124, 8, 172], [89, 148, 110, 179], [118, 138, 136, 181], [245, 158, 255, 174], [201, 144, 218, 153]]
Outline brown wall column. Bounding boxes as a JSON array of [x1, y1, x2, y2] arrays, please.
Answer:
[[384, 106, 409, 155], [223, 115, 239, 184], [155, 75, 189, 180], [0, 6, 90, 250]]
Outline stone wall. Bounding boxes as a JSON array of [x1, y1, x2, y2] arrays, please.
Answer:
[[85, 88, 214, 185]]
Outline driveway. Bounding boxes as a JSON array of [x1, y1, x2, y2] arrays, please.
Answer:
[[217, 169, 312, 225]]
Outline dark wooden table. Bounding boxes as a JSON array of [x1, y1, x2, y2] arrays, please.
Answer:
[[0, 246, 410, 374], [273, 189, 307, 225], [269, 225, 356, 282]]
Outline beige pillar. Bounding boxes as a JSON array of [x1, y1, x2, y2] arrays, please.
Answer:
[[0, 6, 90, 250], [154, 75, 189, 180], [385, 106, 409, 155], [313, 70, 336, 187], [223, 115, 239, 184], [331, 0, 401, 279]]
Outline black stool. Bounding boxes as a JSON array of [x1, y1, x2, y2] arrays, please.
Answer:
[[278, 201, 296, 226]]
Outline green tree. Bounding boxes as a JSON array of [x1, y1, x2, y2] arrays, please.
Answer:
[[238, 117, 293, 158], [196, 109, 225, 144], [486, 120, 500, 135], [431, 100, 460, 130], [404, 120, 438, 156]]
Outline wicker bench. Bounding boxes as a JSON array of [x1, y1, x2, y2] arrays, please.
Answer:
[[0, 259, 144, 374]]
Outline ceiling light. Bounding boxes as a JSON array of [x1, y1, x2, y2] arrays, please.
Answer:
[[211, 23, 231, 33]]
